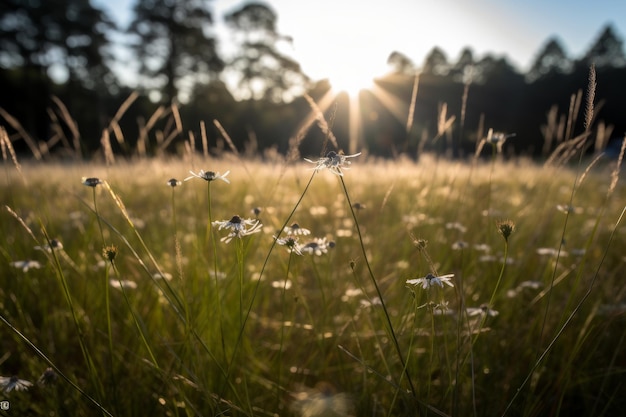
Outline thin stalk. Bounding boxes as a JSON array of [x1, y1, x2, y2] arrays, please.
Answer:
[[0, 314, 114, 417], [340, 175, 416, 398], [222, 171, 317, 393], [109, 260, 159, 367], [501, 204, 626, 416], [207, 181, 227, 360], [276, 250, 295, 409]]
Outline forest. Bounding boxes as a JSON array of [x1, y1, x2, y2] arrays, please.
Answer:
[[1, 0, 625, 159]]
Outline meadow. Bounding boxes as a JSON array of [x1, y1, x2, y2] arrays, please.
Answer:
[[1, 71, 626, 416]]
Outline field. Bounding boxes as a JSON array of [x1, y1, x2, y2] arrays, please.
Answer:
[[0, 145, 625, 416]]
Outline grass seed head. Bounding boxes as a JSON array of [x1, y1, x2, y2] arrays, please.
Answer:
[[103, 245, 118, 262], [497, 220, 516, 242]]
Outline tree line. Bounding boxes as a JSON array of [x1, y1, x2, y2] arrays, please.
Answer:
[[0, 0, 625, 159]]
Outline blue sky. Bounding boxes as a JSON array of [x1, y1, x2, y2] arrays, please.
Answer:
[[95, 0, 625, 91]]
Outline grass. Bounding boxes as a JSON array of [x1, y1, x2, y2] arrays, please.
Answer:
[[0, 64, 624, 416], [1, 151, 625, 416]]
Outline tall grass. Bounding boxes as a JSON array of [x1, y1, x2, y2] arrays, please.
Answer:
[[1, 72, 625, 416]]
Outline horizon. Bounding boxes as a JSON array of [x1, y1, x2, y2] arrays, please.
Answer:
[[95, 0, 626, 91]]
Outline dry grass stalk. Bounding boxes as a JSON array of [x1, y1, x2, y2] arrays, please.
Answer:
[[576, 152, 605, 188], [303, 93, 339, 152], [0, 108, 43, 160], [213, 119, 239, 155], [137, 105, 166, 157], [593, 121, 613, 154], [0, 126, 25, 181], [434, 102, 455, 142], [157, 103, 184, 153], [46, 107, 73, 153], [187, 130, 196, 164], [110, 120, 125, 148], [608, 136, 626, 197], [565, 90, 582, 142], [200, 121, 209, 158], [584, 64, 596, 132], [100, 129, 115, 166], [541, 105, 558, 156], [51, 96, 81, 158], [406, 72, 420, 134]]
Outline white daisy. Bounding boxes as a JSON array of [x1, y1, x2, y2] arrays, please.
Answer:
[[406, 273, 455, 289], [212, 215, 263, 243], [10, 260, 42, 272], [300, 237, 330, 256], [275, 236, 303, 255], [466, 304, 499, 317], [184, 170, 230, 183], [81, 177, 103, 187], [0, 376, 33, 392], [304, 151, 361, 176], [284, 222, 311, 236]]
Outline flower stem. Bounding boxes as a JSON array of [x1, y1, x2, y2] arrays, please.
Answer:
[[339, 175, 417, 398]]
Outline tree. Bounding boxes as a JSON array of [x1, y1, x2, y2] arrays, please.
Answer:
[[0, 0, 115, 89], [527, 37, 572, 82], [127, 0, 224, 103], [422, 47, 449, 76], [449, 47, 475, 82], [224, 2, 308, 102], [387, 51, 415, 75], [581, 24, 626, 68]]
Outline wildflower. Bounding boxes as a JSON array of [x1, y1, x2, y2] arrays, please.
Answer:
[[341, 287, 363, 301], [275, 236, 303, 255], [38, 368, 58, 386], [360, 296, 382, 308], [446, 222, 467, 233], [110, 279, 138, 289], [212, 215, 263, 243], [166, 178, 182, 187], [352, 202, 366, 210], [251, 206, 262, 217], [81, 177, 103, 187], [412, 238, 428, 251], [34, 238, 63, 252], [152, 272, 173, 281], [184, 170, 230, 183], [300, 237, 330, 256], [0, 375, 33, 392], [10, 260, 42, 272], [406, 273, 455, 289], [536, 247, 567, 257], [284, 222, 311, 236], [474, 243, 491, 252], [271, 279, 292, 290], [485, 129, 515, 152], [467, 304, 500, 317], [507, 280, 543, 298], [304, 151, 361, 176], [102, 245, 118, 263], [452, 240, 469, 250], [496, 220, 515, 242]]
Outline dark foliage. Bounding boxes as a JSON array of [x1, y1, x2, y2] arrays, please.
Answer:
[[0, 0, 624, 160]]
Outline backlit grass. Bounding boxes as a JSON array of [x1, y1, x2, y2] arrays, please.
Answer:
[[1, 153, 625, 416]]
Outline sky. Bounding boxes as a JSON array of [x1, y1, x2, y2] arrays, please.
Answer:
[[95, 0, 626, 94]]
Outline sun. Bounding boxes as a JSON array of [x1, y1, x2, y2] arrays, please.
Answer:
[[327, 68, 376, 97], [326, 61, 385, 97], [297, 53, 409, 155]]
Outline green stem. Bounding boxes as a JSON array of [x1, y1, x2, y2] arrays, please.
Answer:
[[340, 175, 417, 398], [222, 171, 317, 394], [207, 181, 227, 360]]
